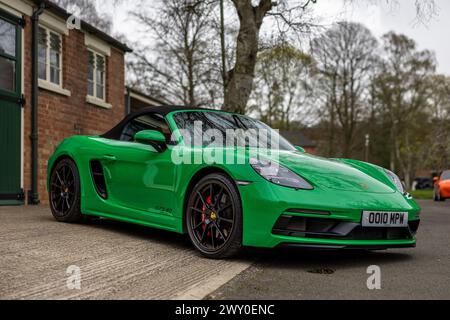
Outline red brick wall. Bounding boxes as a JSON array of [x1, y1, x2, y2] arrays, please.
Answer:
[[21, 16, 126, 204]]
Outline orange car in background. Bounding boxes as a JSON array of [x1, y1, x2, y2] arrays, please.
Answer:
[[434, 170, 450, 201]]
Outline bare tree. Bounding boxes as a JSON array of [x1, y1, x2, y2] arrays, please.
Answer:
[[55, 0, 439, 119], [128, 0, 221, 106], [312, 22, 378, 158], [222, 0, 437, 114], [52, 0, 113, 33], [425, 75, 450, 172], [208, 0, 240, 105], [223, 0, 317, 114], [375, 32, 436, 188], [250, 42, 315, 130]]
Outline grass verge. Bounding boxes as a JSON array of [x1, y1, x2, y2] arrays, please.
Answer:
[[409, 190, 433, 200]]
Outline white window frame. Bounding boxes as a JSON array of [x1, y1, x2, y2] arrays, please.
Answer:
[[38, 25, 63, 88], [87, 49, 107, 102]]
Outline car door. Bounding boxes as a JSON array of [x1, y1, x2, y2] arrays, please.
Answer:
[[101, 113, 178, 225], [0, 11, 24, 205]]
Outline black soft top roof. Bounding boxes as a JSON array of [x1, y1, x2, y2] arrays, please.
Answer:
[[101, 106, 212, 139]]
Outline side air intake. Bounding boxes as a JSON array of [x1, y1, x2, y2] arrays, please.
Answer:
[[90, 160, 108, 199]]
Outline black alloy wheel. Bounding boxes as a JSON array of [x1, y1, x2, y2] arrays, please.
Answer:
[[186, 173, 242, 259], [49, 158, 83, 222]]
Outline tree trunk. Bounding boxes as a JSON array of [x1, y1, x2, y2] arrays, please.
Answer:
[[389, 112, 396, 172], [328, 102, 336, 157], [187, 57, 195, 106], [223, 0, 272, 114], [403, 129, 413, 190], [342, 131, 352, 158], [219, 0, 227, 100]]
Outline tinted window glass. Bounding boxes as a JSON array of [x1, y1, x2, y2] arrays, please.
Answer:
[[441, 171, 450, 181], [173, 112, 239, 139], [120, 114, 171, 142], [236, 116, 296, 151]]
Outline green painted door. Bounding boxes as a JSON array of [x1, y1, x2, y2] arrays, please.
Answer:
[[0, 10, 23, 205]]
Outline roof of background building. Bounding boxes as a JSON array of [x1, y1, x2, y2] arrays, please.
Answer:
[[126, 87, 171, 106], [33, 0, 132, 53], [280, 131, 317, 148]]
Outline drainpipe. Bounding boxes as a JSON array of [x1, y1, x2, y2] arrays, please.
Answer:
[[125, 87, 131, 115], [29, 2, 46, 205]]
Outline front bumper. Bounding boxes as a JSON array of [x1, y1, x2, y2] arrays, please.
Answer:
[[272, 215, 419, 250], [238, 181, 421, 249]]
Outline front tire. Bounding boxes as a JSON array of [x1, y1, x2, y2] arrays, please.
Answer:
[[49, 158, 83, 223], [186, 173, 242, 259], [434, 189, 445, 202]]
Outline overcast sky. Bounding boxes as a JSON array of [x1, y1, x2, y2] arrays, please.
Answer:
[[109, 0, 450, 75]]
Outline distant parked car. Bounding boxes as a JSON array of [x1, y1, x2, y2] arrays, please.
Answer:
[[434, 171, 450, 202], [413, 177, 434, 190]]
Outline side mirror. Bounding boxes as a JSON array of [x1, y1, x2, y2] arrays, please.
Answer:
[[295, 146, 306, 153], [135, 130, 166, 152]]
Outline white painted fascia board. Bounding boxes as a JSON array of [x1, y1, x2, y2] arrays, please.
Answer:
[[0, 0, 33, 16], [84, 33, 111, 56], [40, 11, 69, 35], [1, 1, 68, 37]]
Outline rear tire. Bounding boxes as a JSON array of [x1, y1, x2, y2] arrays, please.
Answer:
[[185, 173, 242, 259], [49, 158, 83, 223]]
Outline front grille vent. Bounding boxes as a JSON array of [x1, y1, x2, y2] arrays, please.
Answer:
[[273, 215, 418, 241]]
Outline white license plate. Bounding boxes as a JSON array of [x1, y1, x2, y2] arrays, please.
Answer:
[[362, 211, 408, 228]]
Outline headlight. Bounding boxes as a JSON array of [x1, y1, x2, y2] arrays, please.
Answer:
[[250, 158, 313, 190], [384, 169, 405, 194]]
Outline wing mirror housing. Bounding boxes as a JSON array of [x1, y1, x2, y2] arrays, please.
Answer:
[[295, 146, 306, 153], [135, 130, 167, 152]]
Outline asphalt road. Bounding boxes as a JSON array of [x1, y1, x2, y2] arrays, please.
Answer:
[[209, 200, 450, 300], [0, 200, 448, 300]]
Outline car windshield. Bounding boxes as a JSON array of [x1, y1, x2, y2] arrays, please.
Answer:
[[441, 171, 450, 181], [172, 111, 296, 151]]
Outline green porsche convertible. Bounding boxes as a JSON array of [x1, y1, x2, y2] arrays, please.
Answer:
[[48, 106, 420, 258]]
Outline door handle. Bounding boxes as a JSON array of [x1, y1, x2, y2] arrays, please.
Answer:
[[102, 155, 117, 162]]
